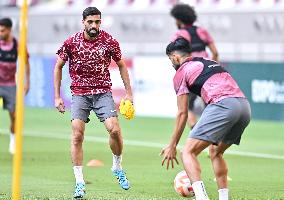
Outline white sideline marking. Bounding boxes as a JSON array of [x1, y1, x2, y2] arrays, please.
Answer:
[[1, 129, 284, 160]]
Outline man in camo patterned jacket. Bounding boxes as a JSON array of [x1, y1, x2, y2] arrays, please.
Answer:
[[53, 7, 132, 199]]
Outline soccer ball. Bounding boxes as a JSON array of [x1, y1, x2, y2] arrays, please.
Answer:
[[174, 170, 195, 198]]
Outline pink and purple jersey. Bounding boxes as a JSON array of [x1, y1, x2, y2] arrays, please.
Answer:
[[173, 57, 245, 104], [57, 30, 122, 95], [171, 26, 214, 58], [0, 38, 17, 86]]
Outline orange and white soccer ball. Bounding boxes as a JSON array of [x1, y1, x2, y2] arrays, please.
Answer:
[[174, 170, 195, 198]]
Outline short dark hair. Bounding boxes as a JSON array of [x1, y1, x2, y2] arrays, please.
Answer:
[[82, 7, 101, 20], [0, 17, 13, 28], [166, 37, 192, 55], [170, 4, 197, 25]]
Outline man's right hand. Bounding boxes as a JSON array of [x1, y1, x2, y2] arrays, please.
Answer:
[[55, 97, 65, 113]]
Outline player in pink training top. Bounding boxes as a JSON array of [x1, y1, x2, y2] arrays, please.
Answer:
[[170, 4, 219, 130], [53, 7, 132, 198], [160, 38, 251, 200], [0, 17, 30, 154]]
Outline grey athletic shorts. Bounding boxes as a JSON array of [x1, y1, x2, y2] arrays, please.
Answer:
[[190, 97, 251, 145], [0, 86, 16, 112], [71, 92, 118, 123]]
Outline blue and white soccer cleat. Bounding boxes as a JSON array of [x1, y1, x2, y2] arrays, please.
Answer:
[[112, 169, 130, 190], [73, 182, 86, 199]]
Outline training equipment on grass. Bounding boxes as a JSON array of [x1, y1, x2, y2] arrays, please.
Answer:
[[86, 159, 104, 167], [174, 170, 195, 198], [119, 99, 135, 120]]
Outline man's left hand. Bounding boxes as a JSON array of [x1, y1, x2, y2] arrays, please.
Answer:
[[124, 92, 133, 103], [160, 145, 179, 170]]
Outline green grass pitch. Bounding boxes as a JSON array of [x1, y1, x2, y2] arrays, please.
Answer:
[[0, 108, 284, 199]]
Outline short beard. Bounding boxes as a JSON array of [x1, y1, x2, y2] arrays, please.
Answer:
[[0, 35, 8, 41], [86, 28, 98, 38], [173, 64, 180, 70]]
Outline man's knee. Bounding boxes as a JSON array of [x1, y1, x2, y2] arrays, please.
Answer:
[[71, 123, 85, 145], [108, 124, 121, 138], [72, 131, 84, 145], [11, 116, 15, 122], [183, 138, 210, 157], [9, 111, 15, 121], [182, 145, 198, 159], [209, 146, 223, 160], [104, 117, 121, 138], [209, 143, 231, 160]]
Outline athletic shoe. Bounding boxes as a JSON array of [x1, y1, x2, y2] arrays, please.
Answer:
[[73, 182, 86, 199], [112, 169, 130, 190]]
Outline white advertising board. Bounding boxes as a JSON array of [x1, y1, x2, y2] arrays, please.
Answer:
[[133, 56, 177, 117]]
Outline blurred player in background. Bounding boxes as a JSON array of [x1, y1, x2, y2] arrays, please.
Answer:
[[0, 17, 30, 154], [53, 7, 132, 199], [170, 4, 219, 129], [161, 38, 251, 200]]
